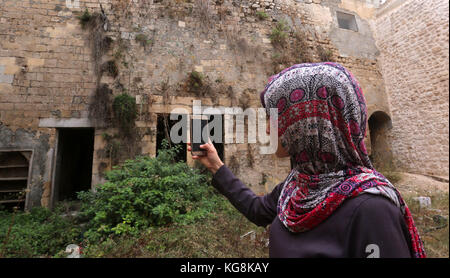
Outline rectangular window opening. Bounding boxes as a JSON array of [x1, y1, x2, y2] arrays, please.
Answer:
[[336, 11, 358, 32], [156, 113, 187, 162], [156, 113, 225, 163]]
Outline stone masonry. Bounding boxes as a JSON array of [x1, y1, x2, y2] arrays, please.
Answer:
[[372, 0, 449, 177], [0, 0, 447, 209]]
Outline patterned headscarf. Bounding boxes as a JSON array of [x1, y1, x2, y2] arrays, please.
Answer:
[[260, 62, 426, 258]]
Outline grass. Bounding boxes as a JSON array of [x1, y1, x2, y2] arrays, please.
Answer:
[[401, 188, 448, 258], [1, 186, 446, 258], [1, 149, 446, 258], [75, 199, 269, 258], [374, 155, 448, 257]]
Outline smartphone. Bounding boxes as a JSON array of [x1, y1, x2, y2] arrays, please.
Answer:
[[190, 115, 209, 156]]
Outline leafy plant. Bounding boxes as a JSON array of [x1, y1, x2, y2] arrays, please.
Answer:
[[189, 70, 204, 88], [77, 140, 224, 242], [77, 9, 92, 29], [0, 207, 81, 258]]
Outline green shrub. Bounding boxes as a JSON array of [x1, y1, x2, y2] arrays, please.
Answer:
[[77, 140, 225, 242], [189, 70, 204, 88], [77, 9, 92, 29], [81, 202, 269, 258], [0, 207, 81, 258]]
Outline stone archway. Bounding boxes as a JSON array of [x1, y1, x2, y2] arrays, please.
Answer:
[[368, 111, 393, 168]]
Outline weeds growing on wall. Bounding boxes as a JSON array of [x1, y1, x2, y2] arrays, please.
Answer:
[[270, 20, 289, 48], [317, 45, 334, 62], [77, 8, 111, 79], [269, 26, 332, 75], [183, 70, 213, 97], [112, 93, 137, 136], [195, 0, 213, 32], [88, 84, 113, 125], [256, 11, 269, 21], [101, 60, 119, 78], [135, 33, 152, 50], [189, 70, 204, 88], [77, 8, 93, 29]]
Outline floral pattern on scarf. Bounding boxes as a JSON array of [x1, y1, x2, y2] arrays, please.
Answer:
[[260, 62, 426, 258]]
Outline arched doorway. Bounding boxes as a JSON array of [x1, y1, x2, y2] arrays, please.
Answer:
[[368, 111, 393, 168]]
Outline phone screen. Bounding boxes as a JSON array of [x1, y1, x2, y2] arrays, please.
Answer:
[[191, 117, 209, 155]]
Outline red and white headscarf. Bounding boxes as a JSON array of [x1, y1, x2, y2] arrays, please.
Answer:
[[260, 62, 426, 258]]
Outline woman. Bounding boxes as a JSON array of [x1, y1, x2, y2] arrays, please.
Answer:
[[188, 62, 426, 258]]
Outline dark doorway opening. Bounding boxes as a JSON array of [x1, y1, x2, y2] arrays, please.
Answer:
[[156, 113, 225, 163], [156, 114, 187, 162], [368, 111, 393, 167], [53, 128, 94, 203]]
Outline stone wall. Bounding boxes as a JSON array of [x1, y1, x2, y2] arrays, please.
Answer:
[[371, 0, 449, 177], [0, 0, 389, 208]]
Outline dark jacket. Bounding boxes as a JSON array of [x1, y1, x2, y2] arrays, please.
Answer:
[[212, 164, 413, 258]]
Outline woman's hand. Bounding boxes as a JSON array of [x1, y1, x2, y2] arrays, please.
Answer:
[[187, 141, 224, 175]]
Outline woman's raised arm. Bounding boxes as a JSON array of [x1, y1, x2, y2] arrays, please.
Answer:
[[212, 164, 284, 227], [188, 141, 284, 227]]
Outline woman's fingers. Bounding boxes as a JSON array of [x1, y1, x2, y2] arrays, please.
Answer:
[[199, 143, 209, 150], [200, 142, 215, 151]]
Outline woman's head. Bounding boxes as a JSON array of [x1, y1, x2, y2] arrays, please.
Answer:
[[261, 62, 372, 175]]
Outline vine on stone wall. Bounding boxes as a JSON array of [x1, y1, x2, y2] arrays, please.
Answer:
[[78, 5, 144, 167], [112, 93, 137, 136]]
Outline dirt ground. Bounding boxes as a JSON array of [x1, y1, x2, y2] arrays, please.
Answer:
[[396, 172, 449, 196], [395, 172, 449, 258]]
